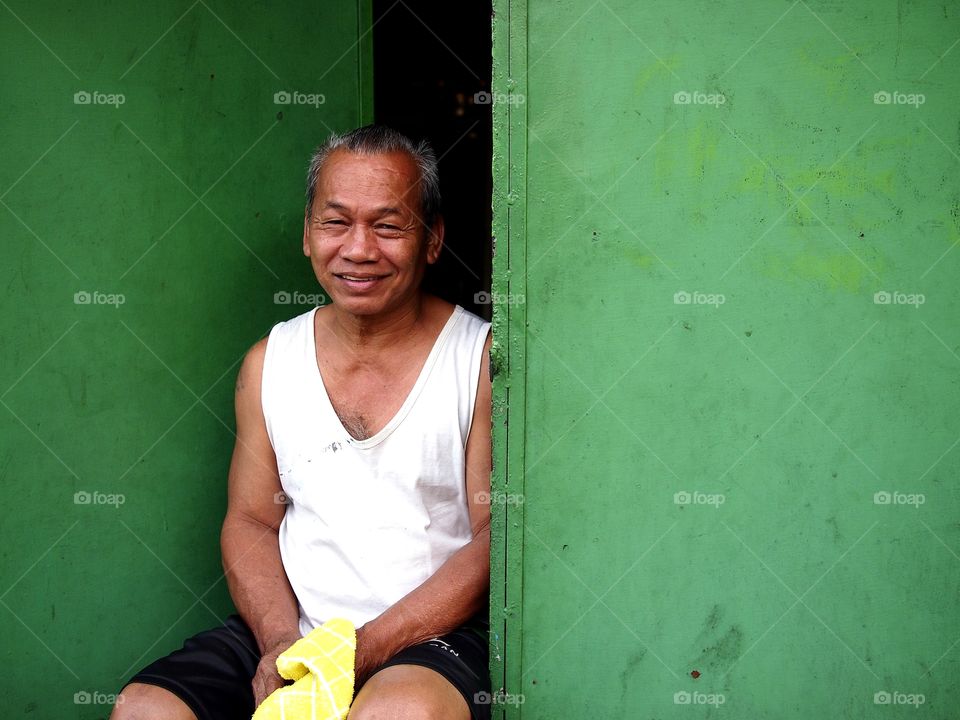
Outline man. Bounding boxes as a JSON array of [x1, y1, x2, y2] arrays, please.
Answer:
[[112, 125, 493, 720]]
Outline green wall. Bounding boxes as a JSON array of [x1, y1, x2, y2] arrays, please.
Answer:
[[491, 0, 960, 717], [1, 1, 370, 715]]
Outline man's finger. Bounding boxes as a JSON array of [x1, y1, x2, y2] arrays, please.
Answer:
[[255, 673, 283, 704], [253, 673, 269, 705]]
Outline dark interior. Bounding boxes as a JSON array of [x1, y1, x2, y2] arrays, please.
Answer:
[[372, 0, 493, 320]]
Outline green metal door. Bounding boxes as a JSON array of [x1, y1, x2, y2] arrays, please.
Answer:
[[490, 0, 960, 717], [1, 1, 371, 714]]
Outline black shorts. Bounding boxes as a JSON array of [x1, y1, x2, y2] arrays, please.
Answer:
[[124, 613, 492, 720]]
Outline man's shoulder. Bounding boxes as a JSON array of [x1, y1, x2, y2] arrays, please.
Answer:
[[425, 293, 457, 322], [454, 303, 491, 338], [245, 306, 316, 373], [425, 294, 488, 331], [278, 305, 320, 327]]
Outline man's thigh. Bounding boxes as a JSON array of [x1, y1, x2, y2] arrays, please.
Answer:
[[119, 614, 260, 720], [111, 682, 198, 720], [350, 665, 470, 720]]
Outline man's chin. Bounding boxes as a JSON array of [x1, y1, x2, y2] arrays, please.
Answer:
[[327, 293, 395, 316]]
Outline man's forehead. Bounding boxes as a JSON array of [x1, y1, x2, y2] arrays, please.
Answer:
[[320, 199, 405, 217], [316, 151, 419, 210], [321, 149, 419, 183]]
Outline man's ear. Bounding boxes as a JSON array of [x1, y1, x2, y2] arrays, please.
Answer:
[[425, 215, 444, 265], [302, 212, 311, 257]]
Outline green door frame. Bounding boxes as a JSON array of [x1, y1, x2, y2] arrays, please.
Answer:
[[490, 0, 527, 716]]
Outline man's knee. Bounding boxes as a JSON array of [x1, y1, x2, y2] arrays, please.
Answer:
[[110, 682, 198, 720], [349, 665, 470, 720], [349, 689, 448, 720]]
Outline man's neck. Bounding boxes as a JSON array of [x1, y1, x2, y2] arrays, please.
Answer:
[[324, 292, 431, 354]]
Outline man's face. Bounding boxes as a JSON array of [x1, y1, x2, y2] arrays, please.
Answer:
[[302, 149, 443, 316]]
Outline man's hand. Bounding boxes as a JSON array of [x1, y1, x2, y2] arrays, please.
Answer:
[[252, 633, 301, 706], [353, 622, 392, 688]]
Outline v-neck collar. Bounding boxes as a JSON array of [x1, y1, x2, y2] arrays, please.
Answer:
[[309, 304, 463, 449]]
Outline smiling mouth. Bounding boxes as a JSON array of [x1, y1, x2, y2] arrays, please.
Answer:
[[334, 274, 385, 284]]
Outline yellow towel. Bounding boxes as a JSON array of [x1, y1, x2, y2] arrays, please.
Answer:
[[251, 618, 356, 720]]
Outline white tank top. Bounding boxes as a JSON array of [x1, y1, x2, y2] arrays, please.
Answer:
[[261, 303, 491, 635]]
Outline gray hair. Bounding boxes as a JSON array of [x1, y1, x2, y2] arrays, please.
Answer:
[[305, 125, 441, 232]]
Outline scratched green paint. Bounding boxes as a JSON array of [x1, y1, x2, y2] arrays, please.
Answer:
[[0, 2, 371, 715], [492, 0, 960, 717]]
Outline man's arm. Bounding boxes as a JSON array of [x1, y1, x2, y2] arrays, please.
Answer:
[[220, 338, 302, 704], [353, 331, 494, 682]]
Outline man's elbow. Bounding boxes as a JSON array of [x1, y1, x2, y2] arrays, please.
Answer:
[[220, 509, 279, 559], [471, 513, 491, 540]]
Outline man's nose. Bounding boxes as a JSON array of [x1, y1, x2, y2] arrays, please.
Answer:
[[340, 224, 380, 261]]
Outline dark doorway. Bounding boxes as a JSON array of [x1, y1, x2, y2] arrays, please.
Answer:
[[372, 1, 493, 320]]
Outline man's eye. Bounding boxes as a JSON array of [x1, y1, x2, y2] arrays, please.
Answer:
[[322, 219, 347, 226]]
